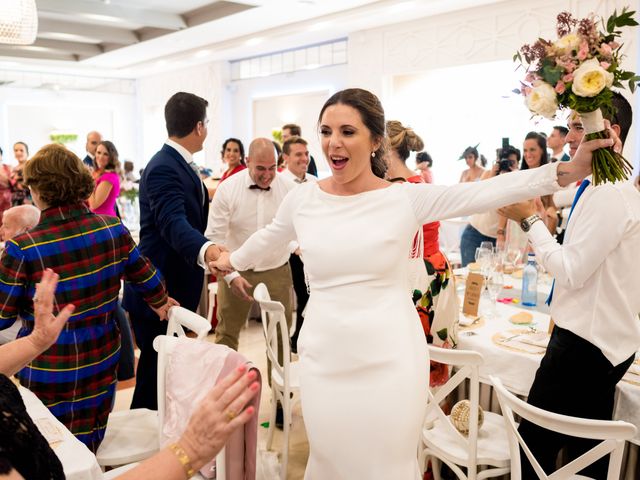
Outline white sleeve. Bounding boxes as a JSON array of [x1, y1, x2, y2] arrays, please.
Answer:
[[405, 163, 561, 224], [229, 188, 298, 271], [205, 184, 231, 244], [527, 185, 627, 289], [553, 185, 579, 208]]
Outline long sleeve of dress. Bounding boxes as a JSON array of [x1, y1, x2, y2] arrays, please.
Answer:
[[405, 163, 561, 224], [229, 189, 298, 271]]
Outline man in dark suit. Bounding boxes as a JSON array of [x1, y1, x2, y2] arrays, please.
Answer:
[[82, 131, 102, 169], [123, 92, 222, 409]]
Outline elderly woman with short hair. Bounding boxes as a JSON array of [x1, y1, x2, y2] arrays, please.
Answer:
[[0, 143, 175, 452]]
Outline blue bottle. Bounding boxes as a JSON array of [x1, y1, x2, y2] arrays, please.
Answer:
[[521, 253, 538, 307]]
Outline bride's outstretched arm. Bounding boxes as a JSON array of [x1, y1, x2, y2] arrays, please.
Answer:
[[408, 134, 615, 224]]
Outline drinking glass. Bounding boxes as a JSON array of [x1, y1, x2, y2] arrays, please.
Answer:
[[480, 241, 494, 253], [486, 272, 504, 319]]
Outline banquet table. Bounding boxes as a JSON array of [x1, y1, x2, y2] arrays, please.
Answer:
[[451, 269, 640, 479], [19, 385, 103, 480], [454, 269, 640, 443]]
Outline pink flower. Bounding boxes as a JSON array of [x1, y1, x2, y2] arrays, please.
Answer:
[[599, 43, 612, 56], [609, 41, 620, 50], [562, 73, 574, 83], [578, 40, 589, 60], [555, 81, 566, 94], [600, 61, 611, 70]]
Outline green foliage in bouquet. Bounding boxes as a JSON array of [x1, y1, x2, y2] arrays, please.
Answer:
[[514, 7, 639, 184], [120, 189, 139, 202]]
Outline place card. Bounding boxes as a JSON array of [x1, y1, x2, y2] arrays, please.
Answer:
[[463, 272, 483, 317], [33, 417, 65, 445]]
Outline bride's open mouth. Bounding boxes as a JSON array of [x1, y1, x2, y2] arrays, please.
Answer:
[[330, 156, 348, 170]]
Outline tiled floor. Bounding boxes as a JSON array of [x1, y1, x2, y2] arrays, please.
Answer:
[[113, 319, 309, 479]]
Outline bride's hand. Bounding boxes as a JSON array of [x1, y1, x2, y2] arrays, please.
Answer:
[[209, 251, 233, 275]]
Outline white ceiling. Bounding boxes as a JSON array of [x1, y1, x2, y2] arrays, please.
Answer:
[[0, 0, 503, 90]]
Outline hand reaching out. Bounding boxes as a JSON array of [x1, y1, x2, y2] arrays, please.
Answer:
[[150, 296, 180, 321], [29, 269, 76, 352], [209, 251, 233, 276]]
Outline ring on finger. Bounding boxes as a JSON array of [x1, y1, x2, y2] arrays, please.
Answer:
[[225, 410, 236, 421]]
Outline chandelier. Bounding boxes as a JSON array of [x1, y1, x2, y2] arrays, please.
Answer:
[[0, 0, 38, 45]]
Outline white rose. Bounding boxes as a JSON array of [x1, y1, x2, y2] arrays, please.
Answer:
[[571, 58, 614, 97], [526, 81, 558, 119], [554, 32, 581, 54]]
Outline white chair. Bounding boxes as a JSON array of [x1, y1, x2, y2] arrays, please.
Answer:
[[253, 283, 301, 480], [490, 375, 637, 480], [153, 335, 225, 480], [96, 306, 211, 469], [419, 346, 510, 480]]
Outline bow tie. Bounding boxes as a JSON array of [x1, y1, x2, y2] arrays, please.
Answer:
[[249, 184, 270, 191]]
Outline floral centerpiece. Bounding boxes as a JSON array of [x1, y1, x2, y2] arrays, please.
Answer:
[[514, 8, 639, 184]]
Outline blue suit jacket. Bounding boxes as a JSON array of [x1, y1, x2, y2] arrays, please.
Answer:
[[123, 144, 209, 317]]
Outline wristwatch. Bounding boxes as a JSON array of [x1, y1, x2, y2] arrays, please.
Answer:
[[520, 214, 542, 232]]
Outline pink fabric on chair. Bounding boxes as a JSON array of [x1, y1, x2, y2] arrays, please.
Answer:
[[162, 338, 262, 480]]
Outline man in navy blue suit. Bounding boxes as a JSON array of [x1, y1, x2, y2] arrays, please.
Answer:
[[123, 92, 222, 409], [82, 131, 102, 169]]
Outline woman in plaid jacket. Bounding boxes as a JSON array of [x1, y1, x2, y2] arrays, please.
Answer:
[[0, 144, 175, 452]]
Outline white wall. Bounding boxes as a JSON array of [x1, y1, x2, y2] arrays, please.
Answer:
[[349, 0, 640, 180], [228, 63, 348, 174], [0, 87, 137, 166], [136, 61, 229, 170]]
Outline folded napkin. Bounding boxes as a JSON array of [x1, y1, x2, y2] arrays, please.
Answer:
[[517, 332, 550, 348], [627, 363, 640, 377], [459, 314, 480, 327]]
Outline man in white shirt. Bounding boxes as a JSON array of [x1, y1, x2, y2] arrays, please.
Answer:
[[280, 136, 317, 184], [499, 93, 639, 479], [206, 137, 296, 351]]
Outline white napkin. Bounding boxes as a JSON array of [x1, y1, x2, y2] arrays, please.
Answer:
[[627, 363, 640, 377], [459, 314, 480, 327], [517, 332, 550, 348]]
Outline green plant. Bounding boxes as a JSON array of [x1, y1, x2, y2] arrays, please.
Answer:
[[49, 133, 78, 144]]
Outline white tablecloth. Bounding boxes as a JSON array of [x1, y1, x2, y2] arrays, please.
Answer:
[[19, 386, 103, 480], [455, 279, 640, 445]]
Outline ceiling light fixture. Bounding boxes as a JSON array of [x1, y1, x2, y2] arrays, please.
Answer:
[[0, 0, 38, 45]]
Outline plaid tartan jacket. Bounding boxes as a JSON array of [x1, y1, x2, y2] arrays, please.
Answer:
[[0, 203, 167, 450]]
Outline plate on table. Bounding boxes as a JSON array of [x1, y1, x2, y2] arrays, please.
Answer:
[[492, 329, 549, 354]]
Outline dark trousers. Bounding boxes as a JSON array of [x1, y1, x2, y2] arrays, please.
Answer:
[[289, 254, 309, 352], [519, 327, 634, 479], [114, 303, 135, 381], [129, 312, 167, 410]]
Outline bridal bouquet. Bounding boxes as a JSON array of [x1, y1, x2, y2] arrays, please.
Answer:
[[514, 8, 639, 184]]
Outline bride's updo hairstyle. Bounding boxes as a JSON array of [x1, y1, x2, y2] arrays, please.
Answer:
[[386, 120, 424, 162], [318, 88, 388, 179]]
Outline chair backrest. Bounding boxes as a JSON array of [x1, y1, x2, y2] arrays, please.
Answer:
[[253, 283, 291, 391], [490, 375, 637, 480], [166, 306, 211, 339], [424, 346, 485, 470]]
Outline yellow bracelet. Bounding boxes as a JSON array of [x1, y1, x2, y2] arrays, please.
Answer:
[[169, 443, 196, 478]]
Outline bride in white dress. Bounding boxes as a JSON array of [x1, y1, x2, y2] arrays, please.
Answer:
[[212, 89, 598, 479]]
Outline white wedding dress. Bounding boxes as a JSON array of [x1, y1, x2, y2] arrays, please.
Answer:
[[230, 166, 559, 479]]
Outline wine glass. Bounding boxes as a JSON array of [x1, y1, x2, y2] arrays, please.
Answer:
[[480, 241, 494, 253], [486, 272, 504, 319], [504, 247, 521, 274]]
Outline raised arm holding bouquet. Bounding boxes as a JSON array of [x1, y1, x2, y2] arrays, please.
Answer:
[[515, 7, 639, 184]]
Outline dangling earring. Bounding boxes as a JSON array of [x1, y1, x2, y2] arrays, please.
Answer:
[[371, 152, 376, 158]]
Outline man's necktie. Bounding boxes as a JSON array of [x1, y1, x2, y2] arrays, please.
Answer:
[[546, 179, 591, 305], [249, 184, 271, 191], [188, 161, 206, 205]]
